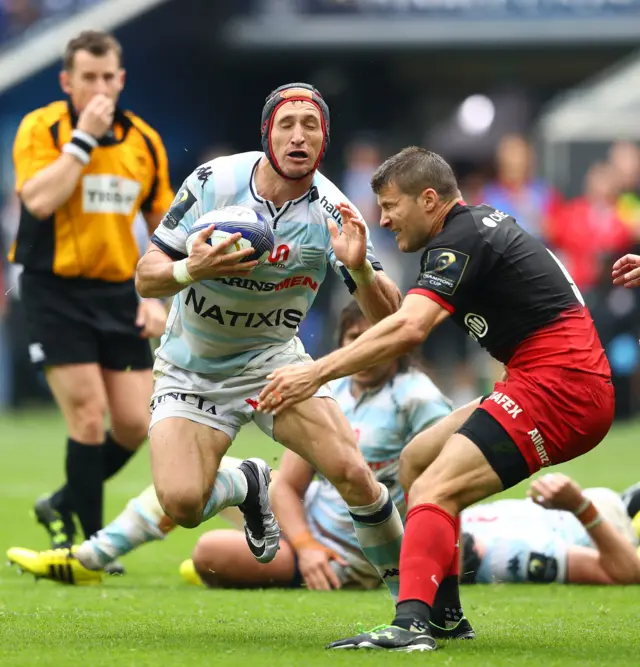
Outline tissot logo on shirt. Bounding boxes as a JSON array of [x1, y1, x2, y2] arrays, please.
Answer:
[[420, 248, 470, 296], [82, 175, 141, 215]]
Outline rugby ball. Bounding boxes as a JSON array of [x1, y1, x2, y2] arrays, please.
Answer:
[[185, 206, 274, 265]]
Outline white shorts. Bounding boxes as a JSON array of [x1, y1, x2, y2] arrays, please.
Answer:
[[149, 337, 333, 440]]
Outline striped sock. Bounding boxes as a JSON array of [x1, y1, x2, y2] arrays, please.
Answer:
[[202, 468, 248, 522], [349, 483, 404, 603], [75, 497, 164, 570]]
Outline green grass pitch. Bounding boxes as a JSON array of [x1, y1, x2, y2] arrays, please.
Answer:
[[1, 409, 640, 666]]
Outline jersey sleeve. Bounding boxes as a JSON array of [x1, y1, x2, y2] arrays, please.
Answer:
[[408, 218, 491, 313], [140, 130, 174, 217], [326, 200, 384, 294], [396, 372, 452, 442], [484, 536, 568, 584], [150, 169, 203, 259], [13, 112, 61, 193]]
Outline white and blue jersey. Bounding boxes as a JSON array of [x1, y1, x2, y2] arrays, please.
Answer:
[[462, 499, 593, 584], [151, 152, 381, 379], [303, 369, 452, 586]]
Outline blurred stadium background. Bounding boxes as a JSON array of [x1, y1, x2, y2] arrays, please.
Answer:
[[3, 0, 640, 416]]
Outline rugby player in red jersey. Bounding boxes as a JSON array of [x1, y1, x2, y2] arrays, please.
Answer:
[[258, 146, 615, 652]]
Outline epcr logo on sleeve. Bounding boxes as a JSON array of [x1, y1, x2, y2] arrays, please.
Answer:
[[482, 210, 509, 227]]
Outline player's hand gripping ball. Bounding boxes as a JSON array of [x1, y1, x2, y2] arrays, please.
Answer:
[[186, 206, 275, 265]]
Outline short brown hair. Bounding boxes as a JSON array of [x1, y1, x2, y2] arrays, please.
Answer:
[[64, 30, 122, 71], [337, 300, 423, 374], [371, 146, 458, 199]]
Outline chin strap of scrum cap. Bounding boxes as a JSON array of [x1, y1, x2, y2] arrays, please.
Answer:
[[260, 82, 330, 180]]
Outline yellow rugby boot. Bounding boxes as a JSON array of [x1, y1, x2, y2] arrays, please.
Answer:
[[6, 546, 102, 585]]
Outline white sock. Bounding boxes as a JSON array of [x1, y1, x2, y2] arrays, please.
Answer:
[[201, 468, 248, 523], [75, 487, 165, 570], [348, 483, 404, 603]]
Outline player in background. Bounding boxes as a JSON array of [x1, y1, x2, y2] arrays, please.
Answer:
[[8, 302, 454, 599], [16, 83, 406, 605], [175, 301, 452, 591], [9, 31, 172, 562], [259, 147, 615, 651], [462, 473, 640, 586], [183, 472, 640, 589]]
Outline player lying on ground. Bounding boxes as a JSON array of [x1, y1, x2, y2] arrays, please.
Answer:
[[257, 147, 616, 652], [182, 474, 640, 589], [7, 301, 453, 594], [7, 83, 409, 608], [462, 473, 640, 585]]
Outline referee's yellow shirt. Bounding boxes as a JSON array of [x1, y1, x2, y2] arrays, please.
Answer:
[[10, 100, 174, 282]]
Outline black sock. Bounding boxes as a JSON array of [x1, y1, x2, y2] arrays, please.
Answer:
[[430, 576, 464, 627], [49, 432, 134, 514], [393, 600, 431, 631], [49, 484, 72, 516], [65, 438, 104, 539], [103, 431, 135, 480]]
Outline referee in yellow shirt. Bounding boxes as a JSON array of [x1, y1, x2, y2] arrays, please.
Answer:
[[9, 30, 174, 564]]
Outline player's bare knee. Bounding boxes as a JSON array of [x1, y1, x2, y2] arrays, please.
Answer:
[[157, 488, 204, 529], [110, 415, 149, 450], [399, 450, 423, 493], [68, 400, 108, 443], [407, 471, 463, 515], [192, 533, 218, 572], [192, 533, 236, 587], [329, 458, 378, 507]]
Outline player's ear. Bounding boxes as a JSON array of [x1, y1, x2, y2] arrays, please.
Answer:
[[60, 69, 71, 95], [420, 188, 438, 212]]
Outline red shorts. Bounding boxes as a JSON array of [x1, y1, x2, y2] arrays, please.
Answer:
[[479, 366, 615, 474]]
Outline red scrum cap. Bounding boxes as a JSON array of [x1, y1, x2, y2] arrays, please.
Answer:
[[260, 82, 330, 180]]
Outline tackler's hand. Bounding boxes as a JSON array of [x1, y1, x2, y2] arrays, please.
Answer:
[[257, 364, 321, 415]]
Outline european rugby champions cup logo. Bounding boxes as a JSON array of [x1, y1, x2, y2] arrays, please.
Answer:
[[434, 251, 456, 272]]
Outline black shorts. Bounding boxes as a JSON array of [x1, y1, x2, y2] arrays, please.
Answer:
[[20, 271, 153, 371], [457, 406, 530, 490]]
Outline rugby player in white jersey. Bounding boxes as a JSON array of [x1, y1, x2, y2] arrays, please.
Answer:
[[461, 473, 640, 586], [8, 302, 456, 608], [5, 83, 407, 603], [181, 300, 453, 591]]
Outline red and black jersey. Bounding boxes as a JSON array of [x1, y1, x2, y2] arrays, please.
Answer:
[[408, 203, 610, 376]]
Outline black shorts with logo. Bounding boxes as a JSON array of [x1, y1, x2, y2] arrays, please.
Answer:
[[20, 271, 153, 371]]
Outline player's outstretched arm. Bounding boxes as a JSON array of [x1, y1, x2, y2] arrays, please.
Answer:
[[352, 270, 402, 325], [612, 253, 640, 288], [530, 474, 640, 585], [258, 293, 450, 414]]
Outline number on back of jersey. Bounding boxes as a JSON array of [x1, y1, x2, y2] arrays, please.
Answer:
[[546, 249, 585, 307]]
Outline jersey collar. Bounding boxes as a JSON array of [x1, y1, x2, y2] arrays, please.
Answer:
[[249, 157, 319, 217], [442, 201, 467, 228]]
